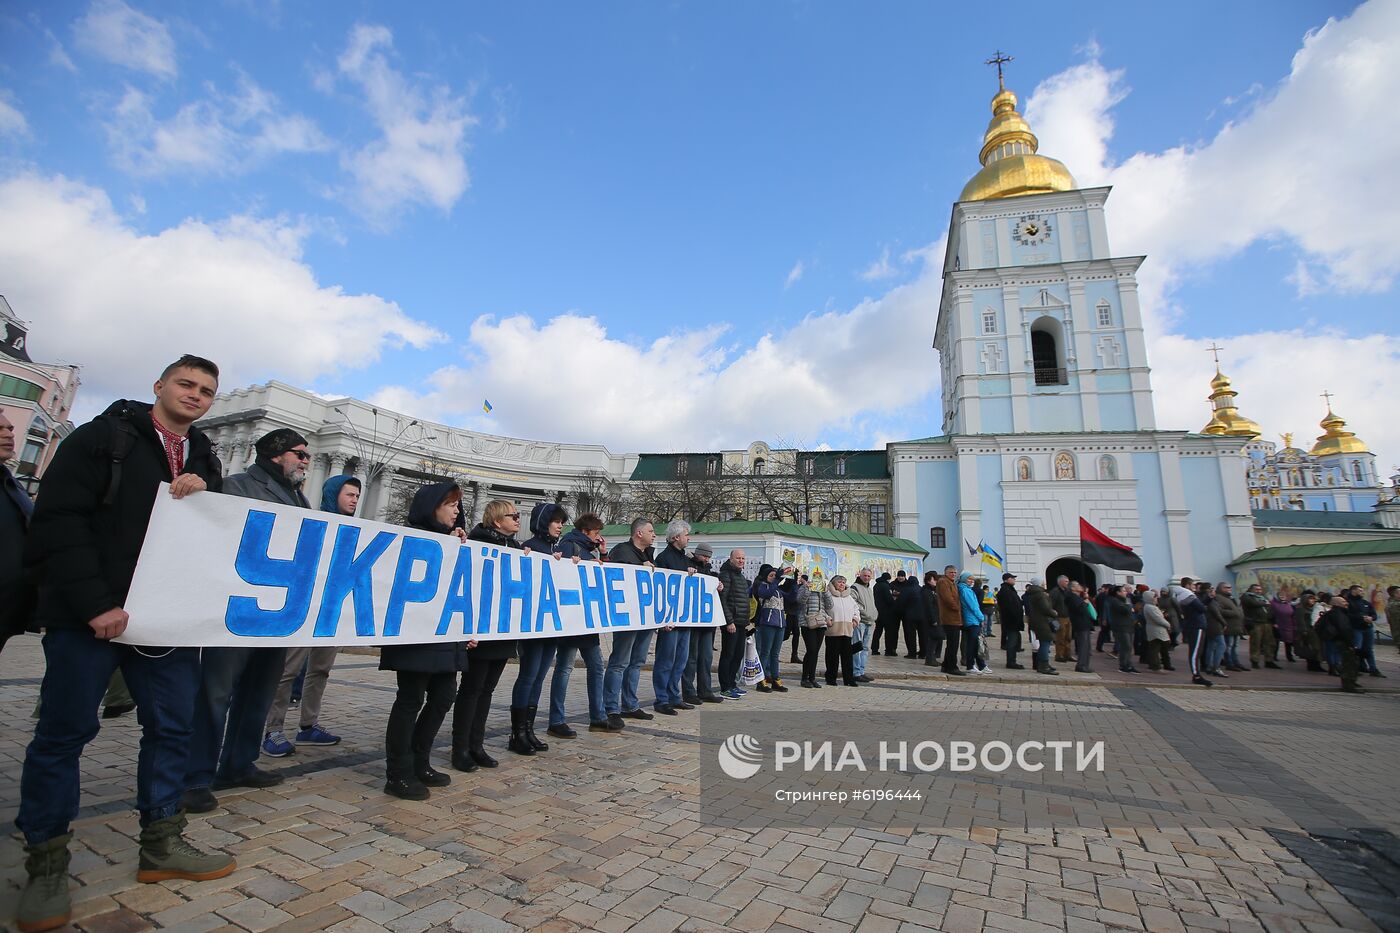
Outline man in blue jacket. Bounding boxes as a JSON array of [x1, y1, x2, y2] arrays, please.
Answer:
[[261, 475, 362, 759]]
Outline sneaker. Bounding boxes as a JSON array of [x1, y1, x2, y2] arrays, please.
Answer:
[[262, 731, 295, 758], [755, 682, 773, 693], [1192, 674, 1213, 687], [620, 708, 654, 721], [735, 687, 749, 696], [771, 680, 789, 693], [723, 688, 744, 699], [295, 725, 340, 746], [18, 832, 71, 933]]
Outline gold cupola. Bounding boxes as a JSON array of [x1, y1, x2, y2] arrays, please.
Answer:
[[1199, 368, 1262, 439], [1309, 402, 1370, 456], [959, 77, 1076, 202]]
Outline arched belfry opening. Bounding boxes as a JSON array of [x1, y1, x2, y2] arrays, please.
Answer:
[[1030, 317, 1067, 386]]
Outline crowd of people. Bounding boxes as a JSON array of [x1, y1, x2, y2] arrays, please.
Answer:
[[0, 354, 1395, 933]]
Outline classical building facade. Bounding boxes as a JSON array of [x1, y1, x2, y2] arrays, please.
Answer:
[[0, 296, 81, 488], [199, 382, 636, 524], [888, 77, 1256, 588]]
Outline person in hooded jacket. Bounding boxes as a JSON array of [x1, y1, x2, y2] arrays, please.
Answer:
[[957, 573, 986, 672], [509, 502, 569, 751], [457, 500, 524, 766], [553, 514, 616, 733], [379, 482, 473, 800], [261, 475, 362, 759], [752, 564, 789, 692]]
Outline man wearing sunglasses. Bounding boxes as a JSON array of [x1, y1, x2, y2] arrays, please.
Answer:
[[182, 428, 311, 814]]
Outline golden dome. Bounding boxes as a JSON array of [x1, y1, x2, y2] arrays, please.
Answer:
[[1309, 407, 1370, 456], [959, 87, 1076, 202], [1199, 368, 1261, 439]]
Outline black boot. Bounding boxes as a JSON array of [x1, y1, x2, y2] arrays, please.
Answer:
[[507, 707, 535, 756], [524, 705, 548, 752], [451, 747, 479, 772], [415, 759, 451, 787]]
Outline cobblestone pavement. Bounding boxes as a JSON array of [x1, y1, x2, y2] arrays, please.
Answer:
[[2, 637, 1398, 932]]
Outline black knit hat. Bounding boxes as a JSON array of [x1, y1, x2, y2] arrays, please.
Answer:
[[255, 427, 309, 459]]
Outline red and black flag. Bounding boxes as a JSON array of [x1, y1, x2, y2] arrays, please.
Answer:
[[1079, 518, 1143, 572]]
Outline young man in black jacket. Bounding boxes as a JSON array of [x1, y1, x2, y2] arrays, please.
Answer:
[[15, 355, 234, 933]]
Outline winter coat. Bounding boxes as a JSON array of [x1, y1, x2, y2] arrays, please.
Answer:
[[379, 481, 473, 673], [1270, 598, 1296, 643], [607, 539, 654, 566], [751, 567, 785, 628], [1178, 591, 1207, 632], [1024, 585, 1056, 641], [223, 461, 310, 509], [717, 559, 750, 628], [1049, 584, 1070, 619], [957, 582, 984, 627], [851, 579, 878, 625], [804, 587, 832, 629], [24, 400, 222, 632], [0, 464, 35, 641], [935, 576, 963, 626], [653, 541, 692, 573], [461, 521, 524, 660], [1240, 592, 1271, 627], [1066, 589, 1093, 635], [1105, 594, 1136, 630], [556, 527, 604, 647], [897, 578, 928, 629], [1317, 606, 1354, 643], [1143, 602, 1171, 642], [826, 590, 859, 638], [522, 501, 563, 554], [1210, 594, 1245, 637], [996, 582, 1024, 632], [874, 576, 896, 621], [1346, 594, 1376, 629]]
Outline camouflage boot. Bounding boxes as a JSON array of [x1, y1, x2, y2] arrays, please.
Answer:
[[136, 813, 237, 883], [17, 833, 71, 933]]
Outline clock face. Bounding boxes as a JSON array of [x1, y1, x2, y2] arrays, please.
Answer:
[[1012, 214, 1052, 246]]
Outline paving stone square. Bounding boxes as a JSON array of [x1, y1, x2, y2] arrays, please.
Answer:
[[2, 639, 1398, 932]]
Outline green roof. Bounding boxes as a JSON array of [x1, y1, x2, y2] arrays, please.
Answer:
[[1229, 537, 1400, 566], [628, 450, 887, 481], [600, 520, 927, 556], [1252, 509, 1381, 530]]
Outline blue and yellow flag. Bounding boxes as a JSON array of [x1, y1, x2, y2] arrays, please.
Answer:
[[979, 541, 1004, 570], [482, 399, 493, 413]]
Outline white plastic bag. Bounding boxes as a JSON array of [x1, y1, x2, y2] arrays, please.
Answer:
[[1028, 631, 1040, 652], [741, 635, 765, 686]]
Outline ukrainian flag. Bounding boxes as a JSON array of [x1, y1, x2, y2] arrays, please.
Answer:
[[482, 399, 493, 413], [980, 542, 1004, 570]]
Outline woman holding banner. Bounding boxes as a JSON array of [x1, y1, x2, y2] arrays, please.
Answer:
[[454, 501, 524, 769], [509, 501, 568, 750], [379, 482, 473, 801]]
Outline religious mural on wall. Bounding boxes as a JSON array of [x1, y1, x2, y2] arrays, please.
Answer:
[[778, 541, 923, 591], [1231, 560, 1400, 598]]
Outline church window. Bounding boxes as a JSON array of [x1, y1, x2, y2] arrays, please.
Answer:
[[1097, 455, 1118, 480], [1353, 461, 1366, 483], [929, 526, 946, 549], [869, 504, 887, 536], [1030, 318, 1067, 386], [1054, 452, 1076, 480], [982, 310, 997, 334], [1096, 300, 1112, 327], [1016, 458, 1032, 481]]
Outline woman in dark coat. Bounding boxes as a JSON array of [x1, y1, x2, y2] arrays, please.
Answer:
[[452, 500, 524, 770], [508, 501, 568, 752], [379, 482, 473, 801]]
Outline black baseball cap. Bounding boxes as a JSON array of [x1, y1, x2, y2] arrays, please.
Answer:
[[1002, 572, 1016, 581]]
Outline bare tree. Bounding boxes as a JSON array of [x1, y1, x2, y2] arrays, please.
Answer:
[[623, 474, 733, 524], [571, 469, 627, 524], [745, 440, 869, 528], [382, 457, 477, 527]]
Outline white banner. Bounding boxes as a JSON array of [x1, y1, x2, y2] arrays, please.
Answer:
[[119, 486, 720, 647]]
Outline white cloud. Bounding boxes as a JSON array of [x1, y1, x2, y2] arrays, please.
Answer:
[[103, 72, 330, 175], [1023, 0, 1400, 468], [0, 173, 443, 408], [0, 93, 30, 138], [334, 23, 476, 220], [784, 260, 804, 289], [73, 0, 176, 79], [371, 248, 943, 451], [859, 247, 896, 281]]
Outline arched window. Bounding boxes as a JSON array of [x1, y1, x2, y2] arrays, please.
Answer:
[[1097, 455, 1118, 480], [1016, 458, 1032, 481], [1030, 317, 1067, 385], [1054, 452, 1076, 480], [1353, 461, 1365, 483], [753, 458, 765, 475]]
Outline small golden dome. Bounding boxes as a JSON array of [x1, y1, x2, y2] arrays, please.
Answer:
[[959, 87, 1076, 202], [1199, 368, 1261, 439], [1310, 407, 1370, 456]]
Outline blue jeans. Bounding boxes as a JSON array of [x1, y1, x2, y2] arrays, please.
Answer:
[[512, 639, 557, 708], [18, 629, 200, 843], [1357, 627, 1379, 673], [652, 628, 690, 706], [1204, 634, 1226, 671], [550, 641, 606, 724], [1225, 634, 1242, 668], [683, 628, 716, 698], [187, 646, 287, 788], [851, 621, 871, 676], [604, 630, 653, 715], [756, 624, 783, 683], [1034, 637, 1051, 669]]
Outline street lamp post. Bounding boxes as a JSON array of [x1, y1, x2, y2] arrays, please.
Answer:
[[332, 406, 439, 519]]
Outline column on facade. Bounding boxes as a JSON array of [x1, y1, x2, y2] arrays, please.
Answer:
[[471, 483, 491, 525], [304, 452, 329, 504]]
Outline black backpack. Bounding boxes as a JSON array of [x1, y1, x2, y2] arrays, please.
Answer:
[[94, 405, 145, 508]]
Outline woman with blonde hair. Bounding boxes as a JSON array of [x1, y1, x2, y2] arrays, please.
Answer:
[[451, 500, 524, 771], [823, 576, 860, 687]]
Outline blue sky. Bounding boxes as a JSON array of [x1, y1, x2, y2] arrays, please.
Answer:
[[1, 0, 1396, 468]]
